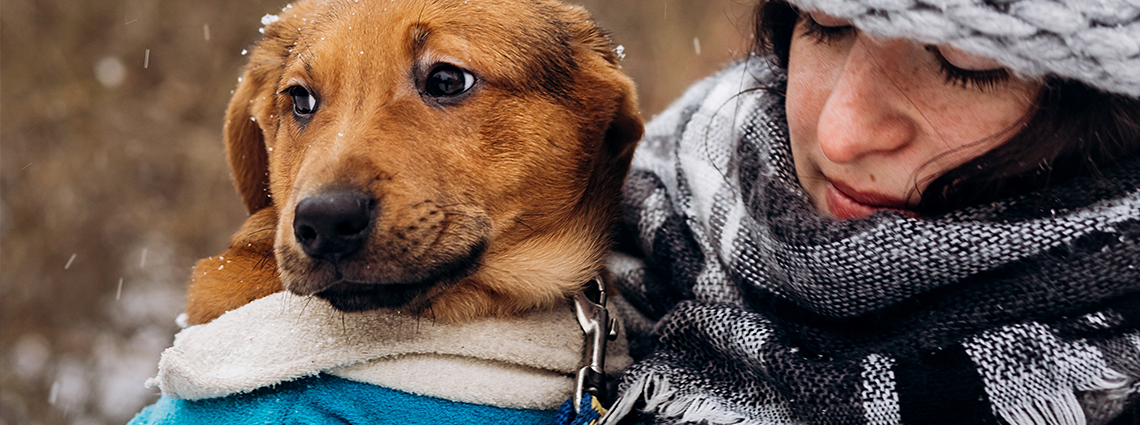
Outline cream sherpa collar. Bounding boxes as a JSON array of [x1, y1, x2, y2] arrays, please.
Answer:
[[146, 292, 631, 410]]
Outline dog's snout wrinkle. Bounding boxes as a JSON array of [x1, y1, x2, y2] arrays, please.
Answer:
[[293, 192, 377, 260]]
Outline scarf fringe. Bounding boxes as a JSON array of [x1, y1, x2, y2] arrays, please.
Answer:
[[999, 363, 1139, 425], [602, 373, 757, 425], [1085, 367, 1133, 396], [997, 392, 1086, 425]]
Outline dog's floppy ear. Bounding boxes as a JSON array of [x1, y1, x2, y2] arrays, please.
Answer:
[[223, 0, 322, 213], [565, 6, 644, 180], [600, 72, 643, 172], [224, 69, 275, 213]]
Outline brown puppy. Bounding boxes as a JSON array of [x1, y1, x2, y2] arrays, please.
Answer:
[[185, 0, 642, 325]]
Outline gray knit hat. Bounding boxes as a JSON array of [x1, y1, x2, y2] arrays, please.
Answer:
[[787, 0, 1140, 97]]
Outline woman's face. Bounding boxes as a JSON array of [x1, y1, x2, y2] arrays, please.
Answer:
[[785, 11, 1040, 219]]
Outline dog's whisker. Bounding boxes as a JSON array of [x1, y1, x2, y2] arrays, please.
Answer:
[[243, 227, 276, 236], [435, 202, 479, 208], [512, 217, 535, 232], [255, 250, 275, 269], [280, 290, 292, 316], [297, 296, 314, 323]]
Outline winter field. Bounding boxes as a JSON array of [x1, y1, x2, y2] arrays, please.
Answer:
[[0, 0, 752, 424]]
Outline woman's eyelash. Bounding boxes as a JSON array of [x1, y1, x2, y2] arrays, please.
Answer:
[[800, 14, 854, 44], [925, 46, 1010, 91], [800, 15, 1011, 92]]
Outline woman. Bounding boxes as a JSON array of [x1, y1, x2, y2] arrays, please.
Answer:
[[602, 0, 1140, 424]]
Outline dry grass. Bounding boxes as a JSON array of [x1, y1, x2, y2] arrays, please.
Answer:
[[0, 0, 752, 423]]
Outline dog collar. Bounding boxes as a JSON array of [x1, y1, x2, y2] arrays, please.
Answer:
[[572, 275, 618, 415], [149, 290, 632, 409]]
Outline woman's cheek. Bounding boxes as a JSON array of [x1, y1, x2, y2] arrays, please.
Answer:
[[785, 37, 839, 208]]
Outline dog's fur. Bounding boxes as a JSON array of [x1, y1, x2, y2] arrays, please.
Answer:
[[185, 0, 641, 326]]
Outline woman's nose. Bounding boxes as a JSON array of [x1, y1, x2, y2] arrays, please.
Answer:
[[816, 36, 918, 164]]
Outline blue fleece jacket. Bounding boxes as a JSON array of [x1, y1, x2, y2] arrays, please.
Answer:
[[129, 374, 558, 425]]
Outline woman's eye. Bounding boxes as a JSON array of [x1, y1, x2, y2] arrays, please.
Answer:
[[424, 64, 475, 98], [801, 11, 855, 44], [287, 86, 318, 116], [925, 46, 1011, 91]]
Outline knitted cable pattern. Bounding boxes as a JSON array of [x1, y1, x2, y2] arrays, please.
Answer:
[[603, 60, 1140, 425], [787, 0, 1140, 97]]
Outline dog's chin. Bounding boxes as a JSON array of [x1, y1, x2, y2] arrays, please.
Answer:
[[290, 239, 487, 313], [315, 281, 438, 312]]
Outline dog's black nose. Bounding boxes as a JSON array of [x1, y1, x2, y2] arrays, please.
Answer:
[[293, 192, 376, 260]]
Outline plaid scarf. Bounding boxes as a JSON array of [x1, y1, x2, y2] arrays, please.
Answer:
[[602, 60, 1140, 425]]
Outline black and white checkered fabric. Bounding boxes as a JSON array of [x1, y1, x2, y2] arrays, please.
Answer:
[[603, 59, 1140, 425]]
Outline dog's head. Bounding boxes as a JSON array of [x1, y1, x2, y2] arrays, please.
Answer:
[[224, 0, 641, 321]]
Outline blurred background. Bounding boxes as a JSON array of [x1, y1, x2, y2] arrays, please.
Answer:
[[0, 0, 753, 423]]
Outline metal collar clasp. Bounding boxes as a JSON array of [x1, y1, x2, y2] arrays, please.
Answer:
[[573, 275, 618, 414]]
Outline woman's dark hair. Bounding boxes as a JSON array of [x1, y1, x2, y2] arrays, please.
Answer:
[[752, 0, 1140, 214]]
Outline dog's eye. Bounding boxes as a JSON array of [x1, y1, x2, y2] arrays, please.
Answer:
[[424, 65, 475, 98], [286, 86, 318, 116]]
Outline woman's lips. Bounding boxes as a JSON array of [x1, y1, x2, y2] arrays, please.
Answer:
[[824, 181, 916, 220]]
